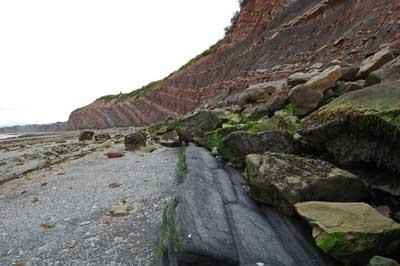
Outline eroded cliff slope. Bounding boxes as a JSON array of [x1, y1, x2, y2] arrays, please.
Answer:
[[66, 0, 400, 129]]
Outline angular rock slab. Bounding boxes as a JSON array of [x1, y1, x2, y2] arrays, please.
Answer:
[[221, 131, 294, 168], [289, 65, 342, 115], [161, 144, 340, 266], [238, 80, 287, 106], [245, 152, 368, 216], [301, 81, 400, 180], [176, 110, 222, 143], [356, 46, 399, 79], [369, 56, 400, 84], [295, 202, 400, 266]]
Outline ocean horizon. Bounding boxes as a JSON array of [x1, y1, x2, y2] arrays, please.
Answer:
[[0, 134, 21, 140]]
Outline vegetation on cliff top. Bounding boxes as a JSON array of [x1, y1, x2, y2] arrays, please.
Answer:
[[97, 80, 162, 102]]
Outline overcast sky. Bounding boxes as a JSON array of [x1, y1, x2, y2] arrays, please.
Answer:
[[0, 0, 239, 127]]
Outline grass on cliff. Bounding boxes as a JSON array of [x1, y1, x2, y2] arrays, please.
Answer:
[[174, 39, 223, 73], [96, 39, 222, 103], [97, 80, 162, 102]]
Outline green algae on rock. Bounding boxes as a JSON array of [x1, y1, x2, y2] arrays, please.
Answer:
[[302, 82, 400, 177], [295, 202, 400, 265], [175, 110, 222, 143]]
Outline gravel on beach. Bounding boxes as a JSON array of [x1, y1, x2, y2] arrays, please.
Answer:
[[0, 144, 179, 266]]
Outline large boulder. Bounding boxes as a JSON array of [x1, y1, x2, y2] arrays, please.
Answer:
[[356, 46, 399, 79], [124, 131, 146, 151], [246, 152, 368, 216], [176, 110, 222, 143], [295, 202, 400, 265], [301, 82, 400, 186], [238, 80, 287, 106], [289, 65, 342, 115], [221, 131, 294, 167], [78, 131, 94, 141]]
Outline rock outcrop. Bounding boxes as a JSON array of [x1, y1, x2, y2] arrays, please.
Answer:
[[159, 145, 340, 266], [66, 0, 400, 129]]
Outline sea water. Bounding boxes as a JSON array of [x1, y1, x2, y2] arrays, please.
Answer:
[[0, 134, 20, 140]]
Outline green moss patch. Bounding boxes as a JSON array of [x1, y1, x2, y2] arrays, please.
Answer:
[[177, 146, 187, 183], [316, 231, 348, 257]]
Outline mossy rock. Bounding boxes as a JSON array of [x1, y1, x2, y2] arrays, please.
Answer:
[[221, 131, 294, 167], [175, 110, 222, 143], [246, 153, 368, 216], [124, 131, 147, 151], [295, 202, 400, 265], [302, 81, 400, 176], [246, 110, 300, 136]]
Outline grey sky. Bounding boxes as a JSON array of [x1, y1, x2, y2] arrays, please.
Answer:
[[0, 0, 239, 126]]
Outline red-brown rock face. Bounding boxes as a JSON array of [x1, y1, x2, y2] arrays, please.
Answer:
[[66, 0, 400, 130]]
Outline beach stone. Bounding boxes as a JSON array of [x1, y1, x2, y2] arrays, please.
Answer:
[[370, 256, 399, 266], [246, 152, 368, 216], [124, 131, 146, 151], [94, 133, 111, 142], [78, 131, 94, 141], [295, 202, 400, 265], [106, 152, 125, 159], [357, 47, 399, 79], [289, 65, 342, 115], [110, 202, 131, 217]]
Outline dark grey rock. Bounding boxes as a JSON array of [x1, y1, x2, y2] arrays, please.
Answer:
[[79, 131, 94, 141], [221, 131, 294, 167], [176, 110, 222, 143], [124, 131, 146, 151], [161, 145, 340, 266]]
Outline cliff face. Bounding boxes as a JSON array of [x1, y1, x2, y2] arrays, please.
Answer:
[[66, 0, 400, 130]]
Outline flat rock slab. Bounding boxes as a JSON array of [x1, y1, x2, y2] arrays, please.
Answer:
[[0, 146, 179, 266], [161, 144, 340, 266]]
